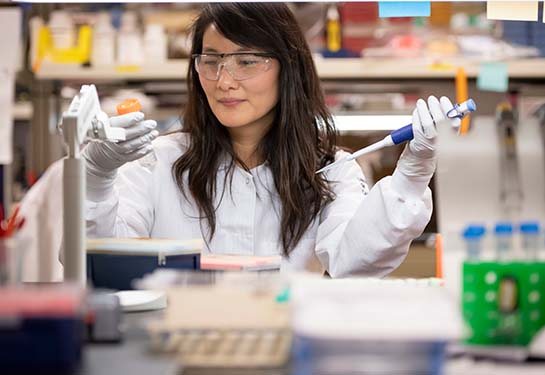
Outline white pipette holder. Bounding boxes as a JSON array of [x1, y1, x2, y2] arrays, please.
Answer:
[[59, 84, 125, 285]]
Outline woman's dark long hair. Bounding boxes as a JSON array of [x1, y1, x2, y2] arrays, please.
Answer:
[[173, 3, 337, 256]]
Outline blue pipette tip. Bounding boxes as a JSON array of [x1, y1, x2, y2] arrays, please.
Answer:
[[466, 99, 476, 112]]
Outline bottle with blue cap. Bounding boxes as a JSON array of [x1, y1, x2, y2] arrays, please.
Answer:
[[494, 222, 514, 261], [519, 221, 541, 261], [463, 224, 486, 260]]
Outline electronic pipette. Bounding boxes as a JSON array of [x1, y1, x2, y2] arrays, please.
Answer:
[[316, 99, 477, 174]]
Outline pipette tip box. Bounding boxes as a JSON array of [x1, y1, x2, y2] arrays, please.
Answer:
[[86, 238, 202, 290]]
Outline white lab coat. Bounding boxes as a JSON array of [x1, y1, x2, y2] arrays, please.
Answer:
[[86, 133, 433, 277], [19, 159, 64, 282]]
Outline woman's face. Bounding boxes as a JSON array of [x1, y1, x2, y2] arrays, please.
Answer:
[[198, 25, 280, 135]]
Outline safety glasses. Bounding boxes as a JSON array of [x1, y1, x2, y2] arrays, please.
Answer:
[[193, 53, 275, 81]]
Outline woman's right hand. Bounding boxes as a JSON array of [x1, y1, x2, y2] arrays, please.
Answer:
[[83, 112, 158, 178]]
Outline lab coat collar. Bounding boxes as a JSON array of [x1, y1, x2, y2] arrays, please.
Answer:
[[217, 153, 270, 174]]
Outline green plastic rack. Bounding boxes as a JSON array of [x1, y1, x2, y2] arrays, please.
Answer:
[[462, 261, 545, 346]]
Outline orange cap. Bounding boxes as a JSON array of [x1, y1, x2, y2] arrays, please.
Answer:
[[116, 98, 142, 115]]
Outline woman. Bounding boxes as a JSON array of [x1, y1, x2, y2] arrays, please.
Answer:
[[84, 3, 459, 277]]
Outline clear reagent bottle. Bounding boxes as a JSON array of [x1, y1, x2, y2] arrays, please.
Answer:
[[463, 224, 486, 261]]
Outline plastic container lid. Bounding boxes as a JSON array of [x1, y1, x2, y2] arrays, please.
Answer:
[[463, 224, 486, 239], [116, 98, 142, 115], [494, 222, 513, 235], [519, 221, 540, 234]]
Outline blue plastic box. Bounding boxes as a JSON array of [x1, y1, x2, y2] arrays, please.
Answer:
[[86, 239, 202, 290]]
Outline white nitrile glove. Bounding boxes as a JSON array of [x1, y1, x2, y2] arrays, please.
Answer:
[[83, 112, 158, 200], [392, 96, 460, 198]]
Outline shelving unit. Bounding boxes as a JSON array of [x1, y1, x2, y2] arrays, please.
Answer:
[[35, 57, 545, 81], [29, 56, 545, 176]]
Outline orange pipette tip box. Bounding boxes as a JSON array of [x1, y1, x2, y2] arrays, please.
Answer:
[[116, 98, 142, 115]]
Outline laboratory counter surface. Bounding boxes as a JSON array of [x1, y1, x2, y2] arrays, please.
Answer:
[[77, 310, 177, 375], [34, 58, 545, 81], [78, 310, 288, 375], [71, 310, 545, 375]]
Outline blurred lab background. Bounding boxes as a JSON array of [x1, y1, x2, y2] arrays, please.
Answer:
[[3, 1, 545, 278]]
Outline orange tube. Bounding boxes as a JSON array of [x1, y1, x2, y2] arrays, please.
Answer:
[[116, 98, 142, 115], [435, 233, 443, 279], [456, 67, 470, 135]]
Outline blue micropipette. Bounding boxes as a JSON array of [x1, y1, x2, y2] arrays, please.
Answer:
[[316, 99, 477, 174]]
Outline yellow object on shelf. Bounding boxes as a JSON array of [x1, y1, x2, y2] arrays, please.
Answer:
[[326, 5, 341, 53], [115, 65, 141, 73], [427, 62, 455, 72], [34, 25, 92, 71]]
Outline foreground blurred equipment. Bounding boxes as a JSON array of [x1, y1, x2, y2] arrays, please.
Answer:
[[86, 291, 122, 342], [0, 285, 86, 372], [461, 258, 545, 360], [144, 271, 291, 369], [59, 84, 126, 285], [290, 276, 460, 375]]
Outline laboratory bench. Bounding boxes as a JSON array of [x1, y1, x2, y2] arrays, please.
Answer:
[[79, 309, 290, 375], [75, 309, 545, 375], [78, 310, 178, 375]]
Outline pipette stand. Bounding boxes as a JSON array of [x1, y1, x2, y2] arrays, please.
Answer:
[[60, 85, 125, 285], [61, 107, 86, 285]]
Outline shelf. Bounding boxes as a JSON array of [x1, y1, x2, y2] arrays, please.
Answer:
[[315, 57, 545, 79], [35, 57, 545, 81], [36, 60, 190, 81]]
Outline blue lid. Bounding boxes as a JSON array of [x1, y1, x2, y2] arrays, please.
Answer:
[[463, 225, 486, 239], [495, 222, 513, 235], [519, 221, 540, 234], [466, 99, 477, 112]]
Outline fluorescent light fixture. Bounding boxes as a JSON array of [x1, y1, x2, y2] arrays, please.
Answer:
[[333, 115, 411, 132]]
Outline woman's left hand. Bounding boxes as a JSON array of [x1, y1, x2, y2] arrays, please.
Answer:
[[408, 95, 461, 160]]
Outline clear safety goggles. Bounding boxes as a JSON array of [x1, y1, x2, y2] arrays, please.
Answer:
[[193, 53, 275, 81]]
